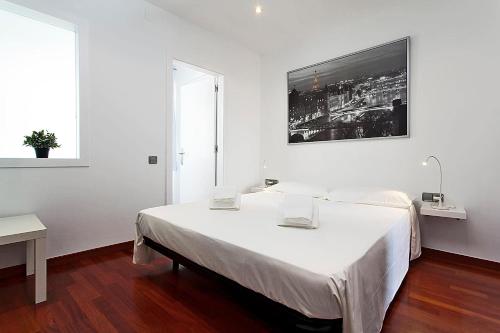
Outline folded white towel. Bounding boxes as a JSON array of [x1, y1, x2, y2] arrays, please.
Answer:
[[210, 193, 241, 211], [279, 194, 319, 229], [213, 186, 237, 201]]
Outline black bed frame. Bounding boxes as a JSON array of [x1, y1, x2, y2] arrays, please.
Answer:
[[143, 237, 342, 332]]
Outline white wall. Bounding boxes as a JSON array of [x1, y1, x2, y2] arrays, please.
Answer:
[[0, 0, 261, 268], [260, 0, 500, 262]]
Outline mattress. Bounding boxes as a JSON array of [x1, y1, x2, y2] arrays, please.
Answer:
[[134, 192, 420, 333]]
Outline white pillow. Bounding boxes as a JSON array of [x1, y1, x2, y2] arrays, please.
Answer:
[[327, 187, 414, 208], [265, 181, 328, 198]]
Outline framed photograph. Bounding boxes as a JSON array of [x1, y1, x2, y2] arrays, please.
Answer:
[[287, 37, 409, 144]]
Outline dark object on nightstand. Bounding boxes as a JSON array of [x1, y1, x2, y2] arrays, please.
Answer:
[[422, 192, 444, 202], [265, 179, 279, 186]]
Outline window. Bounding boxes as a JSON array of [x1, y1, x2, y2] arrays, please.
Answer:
[[0, 1, 79, 161]]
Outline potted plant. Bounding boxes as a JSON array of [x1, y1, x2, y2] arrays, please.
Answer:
[[23, 130, 61, 158]]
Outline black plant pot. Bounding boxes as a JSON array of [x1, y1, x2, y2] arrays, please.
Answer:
[[34, 148, 50, 158]]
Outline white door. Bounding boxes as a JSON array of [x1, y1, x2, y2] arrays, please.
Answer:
[[173, 66, 220, 204]]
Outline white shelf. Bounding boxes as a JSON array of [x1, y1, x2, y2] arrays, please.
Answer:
[[249, 185, 267, 193], [419, 202, 467, 220]]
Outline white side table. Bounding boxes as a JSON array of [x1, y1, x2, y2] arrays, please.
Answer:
[[0, 214, 47, 303], [419, 202, 467, 220]]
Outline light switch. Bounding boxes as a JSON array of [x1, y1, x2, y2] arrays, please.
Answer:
[[148, 156, 157, 164]]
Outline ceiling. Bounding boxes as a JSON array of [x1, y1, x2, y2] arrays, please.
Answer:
[[145, 0, 388, 55]]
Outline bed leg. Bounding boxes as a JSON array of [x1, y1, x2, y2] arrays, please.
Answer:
[[172, 260, 180, 271]]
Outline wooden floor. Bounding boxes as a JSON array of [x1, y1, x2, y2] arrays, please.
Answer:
[[0, 244, 499, 333]]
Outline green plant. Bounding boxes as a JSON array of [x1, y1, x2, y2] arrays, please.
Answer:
[[23, 130, 61, 149]]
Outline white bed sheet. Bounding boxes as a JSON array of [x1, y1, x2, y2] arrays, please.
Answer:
[[134, 192, 420, 333]]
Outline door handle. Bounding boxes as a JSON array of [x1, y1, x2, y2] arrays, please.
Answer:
[[178, 151, 185, 165]]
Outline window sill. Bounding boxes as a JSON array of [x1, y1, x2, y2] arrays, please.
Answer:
[[0, 158, 90, 168]]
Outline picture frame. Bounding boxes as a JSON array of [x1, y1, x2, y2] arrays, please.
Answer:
[[287, 37, 410, 144]]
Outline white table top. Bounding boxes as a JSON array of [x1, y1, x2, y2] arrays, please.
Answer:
[[419, 202, 467, 220], [0, 214, 47, 246]]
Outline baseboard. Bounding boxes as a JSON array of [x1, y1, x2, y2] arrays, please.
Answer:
[[1, 243, 497, 280], [49, 240, 134, 263], [0, 240, 133, 279], [420, 247, 500, 271]]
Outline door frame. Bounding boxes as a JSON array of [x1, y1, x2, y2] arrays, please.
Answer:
[[168, 59, 224, 204]]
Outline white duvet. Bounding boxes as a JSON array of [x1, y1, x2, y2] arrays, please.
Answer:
[[134, 192, 420, 333]]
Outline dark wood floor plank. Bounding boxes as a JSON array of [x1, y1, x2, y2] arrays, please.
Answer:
[[0, 243, 499, 332]]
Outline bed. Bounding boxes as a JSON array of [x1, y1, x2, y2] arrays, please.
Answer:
[[134, 190, 421, 333]]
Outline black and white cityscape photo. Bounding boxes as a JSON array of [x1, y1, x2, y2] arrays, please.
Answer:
[[288, 38, 408, 143]]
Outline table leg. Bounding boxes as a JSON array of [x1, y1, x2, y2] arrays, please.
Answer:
[[35, 237, 47, 303], [26, 240, 35, 276]]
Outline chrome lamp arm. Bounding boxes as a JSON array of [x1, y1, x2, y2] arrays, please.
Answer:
[[422, 155, 445, 209]]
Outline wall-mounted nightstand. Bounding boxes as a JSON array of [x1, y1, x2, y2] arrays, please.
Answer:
[[249, 185, 267, 193], [419, 202, 467, 220]]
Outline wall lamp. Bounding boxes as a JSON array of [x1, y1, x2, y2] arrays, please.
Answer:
[[422, 155, 449, 210]]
